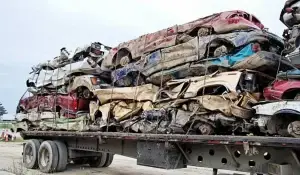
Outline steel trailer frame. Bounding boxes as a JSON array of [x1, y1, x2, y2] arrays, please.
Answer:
[[21, 131, 300, 175]]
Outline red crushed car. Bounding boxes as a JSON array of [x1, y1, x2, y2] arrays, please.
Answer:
[[16, 91, 90, 118], [264, 79, 300, 100], [102, 10, 265, 68]]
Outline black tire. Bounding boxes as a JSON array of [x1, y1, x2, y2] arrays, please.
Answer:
[[54, 140, 68, 172], [295, 93, 300, 100], [38, 140, 59, 173], [103, 153, 114, 167], [23, 139, 41, 169], [88, 152, 114, 168], [88, 153, 107, 168]]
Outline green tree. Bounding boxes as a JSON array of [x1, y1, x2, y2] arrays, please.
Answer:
[[0, 102, 7, 120]]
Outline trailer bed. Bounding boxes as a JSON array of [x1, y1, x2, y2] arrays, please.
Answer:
[[21, 131, 300, 148]]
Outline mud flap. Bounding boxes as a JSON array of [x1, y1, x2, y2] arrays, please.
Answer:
[[136, 141, 187, 169]]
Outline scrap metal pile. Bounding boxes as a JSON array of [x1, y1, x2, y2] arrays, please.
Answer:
[[13, 8, 300, 138]]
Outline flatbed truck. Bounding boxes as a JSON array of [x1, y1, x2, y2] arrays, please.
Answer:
[[20, 131, 300, 175]]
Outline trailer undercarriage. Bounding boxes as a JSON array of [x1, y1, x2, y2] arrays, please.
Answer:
[[20, 131, 300, 175]]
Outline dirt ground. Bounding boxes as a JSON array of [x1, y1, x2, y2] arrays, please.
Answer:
[[0, 142, 249, 175]]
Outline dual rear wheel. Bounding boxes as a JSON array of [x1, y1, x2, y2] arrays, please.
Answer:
[[23, 139, 113, 173]]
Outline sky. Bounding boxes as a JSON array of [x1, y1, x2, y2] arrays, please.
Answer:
[[0, 0, 287, 116]]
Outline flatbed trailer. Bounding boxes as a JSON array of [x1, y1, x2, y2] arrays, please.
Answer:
[[20, 131, 300, 175]]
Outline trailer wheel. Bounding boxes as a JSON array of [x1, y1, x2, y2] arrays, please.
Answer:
[[103, 153, 114, 167], [23, 139, 40, 169], [38, 140, 59, 173], [88, 152, 114, 168], [54, 140, 68, 172]]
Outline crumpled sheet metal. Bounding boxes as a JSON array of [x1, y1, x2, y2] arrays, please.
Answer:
[[194, 95, 234, 116], [253, 101, 300, 116], [142, 37, 198, 76], [154, 81, 189, 102], [146, 63, 206, 85], [93, 84, 159, 104], [39, 115, 89, 131], [160, 71, 242, 100], [230, 51, 294, 76], [112, 101, 153, 121], [15, 112, 59, 122], [67, 75, 101, 93], [184, 71, 242, 99], [111, 37, 198, 86], [29, 57, 99, 89], [96, 101, 153, 128]]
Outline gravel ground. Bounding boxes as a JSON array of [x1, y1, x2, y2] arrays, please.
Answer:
[[0, 141, 249, 175]]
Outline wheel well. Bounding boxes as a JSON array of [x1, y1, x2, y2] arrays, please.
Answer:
[[282, 89, 300, 100], [268, 112, 300, 136], [197, 85, 228, 96], [55, 106, 62, 113], [113, 48, 132, 66], [206, 39, 235, 57], [94, 110, 102, 119], [188, 27, 214, 37]]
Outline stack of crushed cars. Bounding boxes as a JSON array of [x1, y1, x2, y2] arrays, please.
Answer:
[[13, 9, 300, 138]]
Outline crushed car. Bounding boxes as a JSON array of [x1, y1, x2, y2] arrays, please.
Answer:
[[102, 10, 265, 69], [16, 90, 90, 118], [252, 100, 300, 137], [264, 69, 300, 100], [280, 0, 300, 53], [26, 42, 111, 90], [111, 29, 291, 87]]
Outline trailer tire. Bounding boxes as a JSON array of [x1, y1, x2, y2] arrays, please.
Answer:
[[88, 152, 113, 168], [103, 153, 114, 167], [54, 140, 68, 172], [38, 140, 59, 173], [23, 139, 40, 169]]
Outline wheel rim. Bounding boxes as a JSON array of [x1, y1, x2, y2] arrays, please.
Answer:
[[40, 148, 50, 167], [213, 45, 228, 57], [83, 89, 91, 99], [120, 56, 130, 66], [198, 28, 210, 37], [25, 145, 33, 164]]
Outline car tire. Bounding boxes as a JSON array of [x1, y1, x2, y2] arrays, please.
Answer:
[[38, 140, 59, 173], [213, 45, 228, 58], [23, 139, 41, 169], [295, 93, 300, 100], [197, 27, 210, 37], [103, 153, 114, 167], [53, 140, 68, 172]]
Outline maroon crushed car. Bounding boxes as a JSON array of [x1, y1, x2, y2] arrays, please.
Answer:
[[16, 91, 90, 118], [264, 79, 300, 100], [102, 10, 265, 68]]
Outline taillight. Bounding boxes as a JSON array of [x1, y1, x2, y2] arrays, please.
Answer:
[[72, 99, 78, 110]]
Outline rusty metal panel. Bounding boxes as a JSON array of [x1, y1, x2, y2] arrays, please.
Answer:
[[137, 141, 186, 169]]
